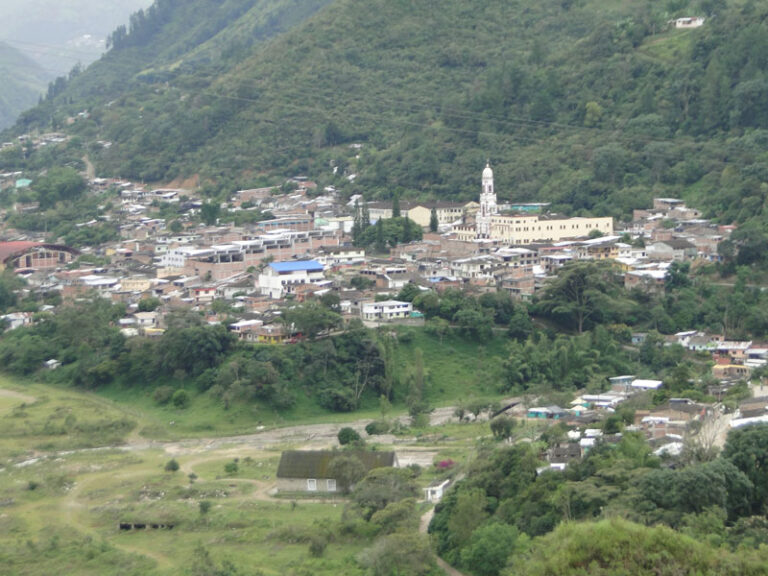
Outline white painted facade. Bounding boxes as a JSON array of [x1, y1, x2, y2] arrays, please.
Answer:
[[258, 261, 326, 299], [361, 300, 413, 321], [477, 163, 498, 238]]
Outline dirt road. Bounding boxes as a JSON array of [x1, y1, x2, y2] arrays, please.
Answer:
[[125, 401, 516, 457], [420, 508, 468, 576]]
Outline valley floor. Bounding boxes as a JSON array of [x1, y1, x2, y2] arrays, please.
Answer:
[[0, 379, 506, 576]]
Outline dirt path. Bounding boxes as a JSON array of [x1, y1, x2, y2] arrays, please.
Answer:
[[82, 155, 95, 180], [419, 508, 468, 576], [61, 468, 173, 569], [131, 399, 517, 457], [7, 397, 518, 469], [0, 388, 36, 403]]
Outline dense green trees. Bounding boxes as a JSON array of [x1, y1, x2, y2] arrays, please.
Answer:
[[513, 518, 767, 576], [502, 328, 633, 392], [0, 299, 395, 414], [723, 424, 768, 515], [536, 262, 633, 334], [355, 217, 422, 250], [282, 300, 341, 339], [30, 167, 86, 209], [432, 427, 768, 573]]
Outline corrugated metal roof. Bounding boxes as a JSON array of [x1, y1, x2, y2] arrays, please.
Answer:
[[270, 260, 324, 273]]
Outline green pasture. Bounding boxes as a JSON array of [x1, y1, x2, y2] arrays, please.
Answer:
[[0, 376, 138, 456], [0, 445, 368, 575], [392, 328, 508, 403], [0, 338, 536, 575]]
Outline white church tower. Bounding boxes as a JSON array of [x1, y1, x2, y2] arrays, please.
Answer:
[[477, 161, 498, 238]]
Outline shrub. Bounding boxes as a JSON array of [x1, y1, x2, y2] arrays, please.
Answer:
[[199, 500, 212, 515], [338, 427, 362, 445], [490, 416, 515, 439], [365, 420, 391, 435], [308, 535, 327, 557], [406, 463, 422, 477], [153, 385, 174, 405], [171, 389, 190, 409], [165, 459, 180, 472], [224, 460, 239, 475]]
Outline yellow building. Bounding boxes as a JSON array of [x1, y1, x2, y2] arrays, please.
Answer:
[[407, 202, 478, 229], [490, 215, 614, 244], [455, 164, 614, 243]]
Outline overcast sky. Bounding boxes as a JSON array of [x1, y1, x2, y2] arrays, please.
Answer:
[[0, 0, 153, 75]]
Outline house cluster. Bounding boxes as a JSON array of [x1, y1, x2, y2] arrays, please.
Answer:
[[0, 162, 741, 346], [516, 374, 727, 472], [668, 330, 767, 388]]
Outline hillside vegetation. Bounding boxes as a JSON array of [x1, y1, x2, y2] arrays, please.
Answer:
[[0, 42, 47, 129], [1, 1, 766, 253]]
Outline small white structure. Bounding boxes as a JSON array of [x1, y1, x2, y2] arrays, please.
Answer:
[[258, 260, 325, 299], [45, 359, 61, 370], [361, 300, 413, 322], [632, 379, 663, 391], [673, 17, 705, 29], [424, 479, 451, 503]]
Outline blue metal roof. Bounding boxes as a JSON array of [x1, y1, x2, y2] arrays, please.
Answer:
[[270, 260, 324, 273]]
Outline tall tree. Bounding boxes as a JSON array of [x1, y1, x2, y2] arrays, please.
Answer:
[[536, 261, 629, 333], [429, 207, 439, 232], [392, 191, 401, 218], [723, 424, 768, 515]]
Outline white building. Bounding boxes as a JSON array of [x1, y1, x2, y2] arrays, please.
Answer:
[[458, 163, 613, 243], [632, 379, 663, 391], [673, 17, 704, 28], [158, 246, 199, 268], [315, 246, 366, 267], [258, 260, 325, 299], [361, 300, 413, 322], [424, 479, 451, 503], [477, 162, 498, 238]]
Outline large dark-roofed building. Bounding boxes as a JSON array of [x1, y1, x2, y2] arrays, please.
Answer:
[[276, 450, 398, 493]]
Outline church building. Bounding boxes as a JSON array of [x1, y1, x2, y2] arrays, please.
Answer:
[[456, 164, 613, 243]]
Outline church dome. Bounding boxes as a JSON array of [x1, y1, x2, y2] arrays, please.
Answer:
[[482, 162, 493, 179]]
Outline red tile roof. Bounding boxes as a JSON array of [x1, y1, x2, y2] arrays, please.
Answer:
[[0, 242, 43, 262]]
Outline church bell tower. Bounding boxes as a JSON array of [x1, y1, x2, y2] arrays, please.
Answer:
[[477, 162, 497, 238]]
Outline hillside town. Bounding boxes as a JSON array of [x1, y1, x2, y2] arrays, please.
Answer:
[[2, 163, 765, 457]]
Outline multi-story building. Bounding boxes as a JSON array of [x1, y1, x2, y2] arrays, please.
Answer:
[[455, 165, 613, 243], [259, 260, 326, 299], [361, 300, 413, 322]]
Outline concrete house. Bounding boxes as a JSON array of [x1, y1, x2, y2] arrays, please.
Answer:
[[646, 239, 697, 261], [424, 479, 451, 503], [276, 450, 398, 493], [259, 260, 325, 299], [361, 300, 413, 322]]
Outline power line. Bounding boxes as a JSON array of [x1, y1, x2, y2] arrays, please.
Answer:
[[183, 86, 745, 168]]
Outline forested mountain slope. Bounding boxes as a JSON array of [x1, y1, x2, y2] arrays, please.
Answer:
[[0, 42, 48, 130], [5, 0, 768, 263]]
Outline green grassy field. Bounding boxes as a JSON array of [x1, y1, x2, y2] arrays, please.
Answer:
[[0, 376, 139, 455], [392, 328, 508, 404], [0, 365, 518, 575], [0, 445, 368, 575], [0, 330, 528, 575], [83, 329, 512, 442]]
